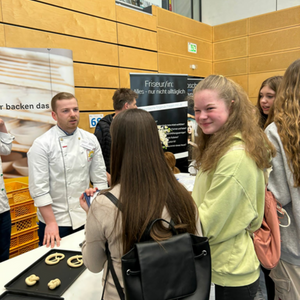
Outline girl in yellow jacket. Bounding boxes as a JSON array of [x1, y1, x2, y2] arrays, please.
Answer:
[[192, 75, 275, 300]]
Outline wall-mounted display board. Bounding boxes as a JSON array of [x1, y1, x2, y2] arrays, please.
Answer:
[[130, 73, 188, 172]]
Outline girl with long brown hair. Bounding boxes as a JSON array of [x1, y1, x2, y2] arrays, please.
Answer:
[[191, 75, 275, 300], [80, 109, 201, 299], [265, 58, 300, 300], [256, 76, 283, 129], [256, 75, 282, 300]]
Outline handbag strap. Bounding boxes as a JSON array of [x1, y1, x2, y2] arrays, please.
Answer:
[[141, 218, 177, 242], [101, 254, 110, 300], [104, 242, 125, 300], [101, 192, 125, 300], [105, 191, 123, 211]]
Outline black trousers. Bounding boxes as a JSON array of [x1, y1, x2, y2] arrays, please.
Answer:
[[261, 266, 275, 300], [215, 278, 259, 300], [0, 210, 11, 262]]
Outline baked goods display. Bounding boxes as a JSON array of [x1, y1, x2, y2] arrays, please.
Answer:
[[45, 253, 65, 265], [25, 275, 40, 286], [67, 255, 83, 268], [5, 250, 85, 297], [48, 279, 61, 290]]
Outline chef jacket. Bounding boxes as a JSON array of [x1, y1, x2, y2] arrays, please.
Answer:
[[28, 125, 108, 229], [0, 132, 14, 214]]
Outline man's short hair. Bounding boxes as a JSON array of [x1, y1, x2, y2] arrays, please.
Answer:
[[112, 88, 138, 111], [51, 92, 77, 112]]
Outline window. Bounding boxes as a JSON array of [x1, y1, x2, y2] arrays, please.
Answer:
[[116, 0, 161, 9], [164, 0, 202, 22]]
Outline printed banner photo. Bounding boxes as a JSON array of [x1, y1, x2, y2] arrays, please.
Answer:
[[186, 76, 204, 167], [0, 47, 75, 178]]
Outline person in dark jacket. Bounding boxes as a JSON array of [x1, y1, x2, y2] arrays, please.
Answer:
[[94, 88, 138, 181]]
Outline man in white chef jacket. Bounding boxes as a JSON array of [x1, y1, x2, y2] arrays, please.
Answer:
[[28, 92, 107, 248]]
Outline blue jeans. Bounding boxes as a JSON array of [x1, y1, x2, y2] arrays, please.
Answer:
[[38, 222, 84, 246], [0, 210, 11, 262], [215, 278, 259, 300]]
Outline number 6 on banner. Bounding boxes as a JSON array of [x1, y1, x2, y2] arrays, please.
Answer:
[[89, 114, 103, 128]]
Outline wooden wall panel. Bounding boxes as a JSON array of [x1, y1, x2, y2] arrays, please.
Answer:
[[119, 68, 157, 88], [158, 29, 212, 60], [37, 0, 116, 20], [2, 0, 117, 43], [0, 2, 2, 22], [250, 27, 300, 56], [248, 98, 257, 105], [250, 50, 300, 73], [157, 7, 212, 41], [118, 47, 158, 71], [214, 37, 247, 61], [213, 58, 247, 76], [0, 25, 5, 46], [248, 71, 285, 98], [227, 75, 248, 95], [79, 112, 113, 133], [210, 5, 300, 104], [116, 5, 156, 31], [75, 88, 115, 111], [158, 53, 212, 77], [250, 6, 300, 35], [117, 24, 157, 51], [74, 64, 119, 88], [214, 19, 248, 42], [4, 26, 119, 65]]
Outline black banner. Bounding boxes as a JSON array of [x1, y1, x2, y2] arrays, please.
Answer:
[[130, 73, 188, 172], [186, 76, 204, 167]]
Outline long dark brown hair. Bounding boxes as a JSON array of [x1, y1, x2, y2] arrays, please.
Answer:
[[110, 109, 198, 254], [274, 59, 300, 187], [193, 75, 275, 172]]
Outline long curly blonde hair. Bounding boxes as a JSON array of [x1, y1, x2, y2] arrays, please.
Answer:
[[193, 75, 275, 172], [274, 59, 300, 187]]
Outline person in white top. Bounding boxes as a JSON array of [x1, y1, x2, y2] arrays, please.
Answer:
[[0, 119, 14, 262], [28, 92, 107, 248]]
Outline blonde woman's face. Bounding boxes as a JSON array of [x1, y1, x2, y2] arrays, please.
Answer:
[[259, 85, 275, 115], [194, 89, 230, 135], [187, 121, 193, 134]]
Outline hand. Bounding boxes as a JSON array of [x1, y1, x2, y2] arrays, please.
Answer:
[[43, 222, 61, 248], [106, 172, 111, 187], [0, 118, 8, 133], [84, 187, 98, 197], [79, 193, 89, 212], [79, 187, 98, 212]]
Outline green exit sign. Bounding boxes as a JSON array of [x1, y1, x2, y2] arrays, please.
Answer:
[[188, 42, 197, 53]]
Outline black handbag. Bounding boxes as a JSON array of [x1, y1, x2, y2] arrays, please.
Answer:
[[102, 192, 211, 300]]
